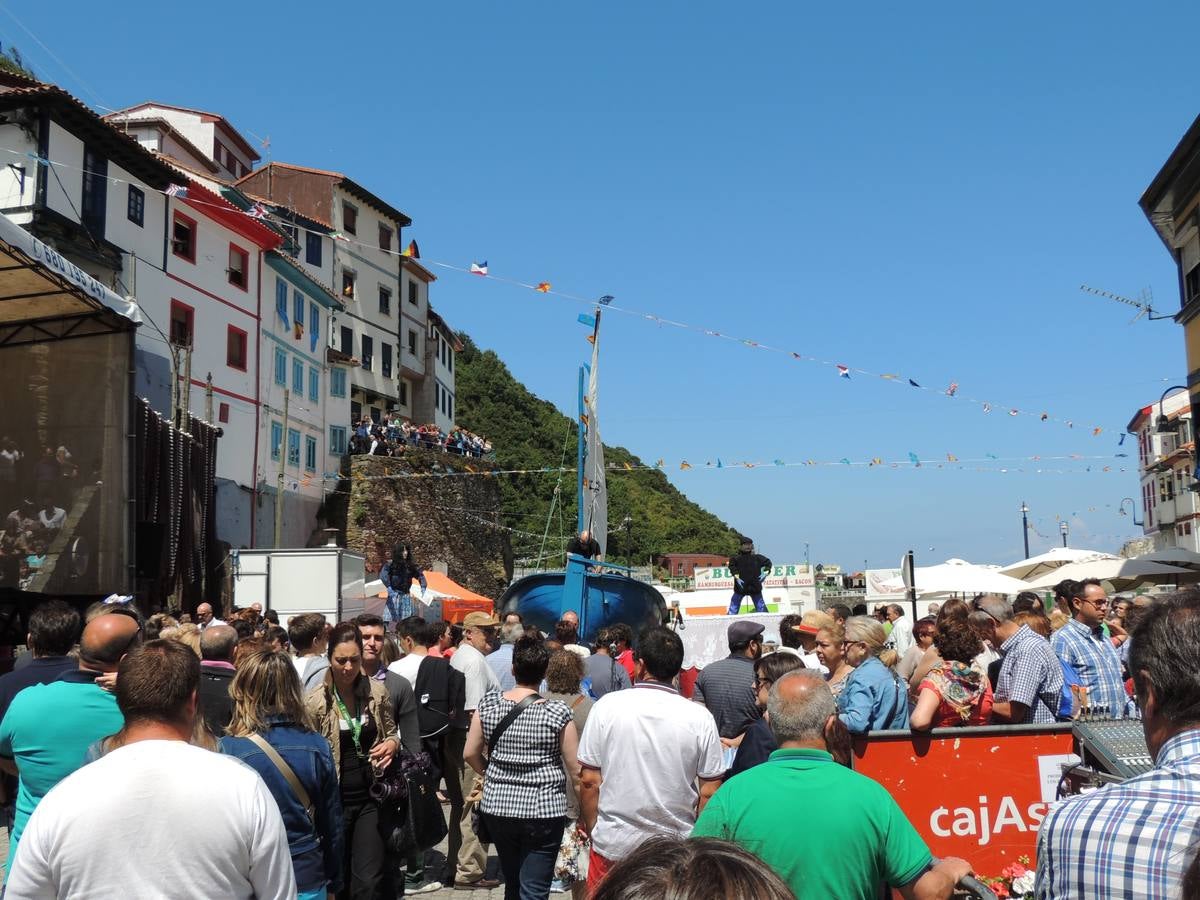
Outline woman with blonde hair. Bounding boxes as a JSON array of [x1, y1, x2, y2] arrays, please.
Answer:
[[220, 648, 343, 899], [814, 622, 854, 697], [837, 616, 909, 733]]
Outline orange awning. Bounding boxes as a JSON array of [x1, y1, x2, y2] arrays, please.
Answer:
[[424, 571, 493, 605]]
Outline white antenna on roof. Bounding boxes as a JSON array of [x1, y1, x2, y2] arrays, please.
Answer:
[[1079, 284, 1170, 324]]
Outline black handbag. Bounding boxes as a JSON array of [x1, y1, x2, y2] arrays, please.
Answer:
[[471, 694, 538, 844], [375, 752, 448, 855]]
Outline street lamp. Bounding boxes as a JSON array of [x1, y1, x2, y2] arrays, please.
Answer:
[[1156, 385, 1187, 434], [1060, 521, 1069, 548], [1119, 497, 1144, 527], [1019, 501, 1030, 559], [621, 515, 633, 568]]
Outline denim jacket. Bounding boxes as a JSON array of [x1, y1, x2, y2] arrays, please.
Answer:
[[837, 656, 910, 734], [219, 720, 344, 893]]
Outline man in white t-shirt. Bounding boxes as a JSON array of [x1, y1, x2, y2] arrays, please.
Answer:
[[446, 611, 501, 890], [887, 605, 914, 657], [6, 639, 295, 900], [388, 616, 429, 687], [578, 625, 725, 894]]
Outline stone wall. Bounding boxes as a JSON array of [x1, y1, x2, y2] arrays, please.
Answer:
[[345, 452, 512, 598]]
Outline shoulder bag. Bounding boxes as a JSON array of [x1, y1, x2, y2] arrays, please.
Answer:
[[472, 694, 539, 843], [248, 733, 315, 825]]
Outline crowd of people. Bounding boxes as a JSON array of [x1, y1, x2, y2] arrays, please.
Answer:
[[349, 416, 493, 460], [0, 439, 81, 591], [0, 581, 1196, 898]]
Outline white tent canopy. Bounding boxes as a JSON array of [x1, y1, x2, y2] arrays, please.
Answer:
[[999, 547, 1119, 582], [1134, 547, 1200, 570], [1025, 557, 1198, 590], [879, 558, 1030, 598]]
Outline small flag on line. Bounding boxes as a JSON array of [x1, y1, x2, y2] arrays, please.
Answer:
[[246, 202, 268, 219], [470, 261, 488, 276], [836, 365, 850, 379], [165, 184, 188, 197], [536, 282, 551, 293], [578, 313, 596, 328], [598, 295, 614, 306], [402, 240, 420, 258]]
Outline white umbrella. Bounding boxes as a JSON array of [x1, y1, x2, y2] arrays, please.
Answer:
[[1025, 557, 1197, 590], [1134, 547, 1200, 570], [999, 547, 1119, 581], [879, 558, 1030, 598]]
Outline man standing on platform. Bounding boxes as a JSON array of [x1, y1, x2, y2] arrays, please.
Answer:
[[726, 538, 771, 615]]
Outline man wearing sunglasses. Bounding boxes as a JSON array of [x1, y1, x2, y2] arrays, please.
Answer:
[[0, 612, 140, 871], [1051, 579, 1135, 718]]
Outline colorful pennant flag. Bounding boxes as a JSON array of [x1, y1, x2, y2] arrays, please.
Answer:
[[837, 365, 851, 379], [870, 457, 883, 466], [791, 352, 802, 360], [331, 231, 350, 242], [947, 453, 958, 462], [1093, 427, 1103, 436], [717, 459, 724, 468], [908, 452, 921, 467], [598, 295, 614, 306], [165, 184, 187, 198], [402, 240, 420, 258], [246, 202, 268, 219], [470, 261, 489, 276], [840, 458, 851, 465], [773, 459, 785, 466], [946, 382, 958, 397], [680, 461, 692, 470], [536, 282, 551, 293], [983, 403, 991, 413], [655, 459, 665, 468], [1009, 409, 1019, 416], [908, 379, 921, 388], [1118, 433, 1126, 446], [881, 374, 899, 380], [578, 313, 597, 328]]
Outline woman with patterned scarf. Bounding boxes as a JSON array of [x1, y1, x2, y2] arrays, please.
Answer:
[[909, 616, 994, 729]]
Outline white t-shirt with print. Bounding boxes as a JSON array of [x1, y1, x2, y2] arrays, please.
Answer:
[[576, 682, 725, 860]]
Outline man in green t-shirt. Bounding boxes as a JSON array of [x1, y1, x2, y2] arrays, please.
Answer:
[[692, 670, 971, 900]]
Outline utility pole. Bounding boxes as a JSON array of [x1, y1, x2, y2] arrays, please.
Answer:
[[1020, 501, 1030, 559], [179, 343, 193, 428], [1060, 521, 1069, 548], [204, 372, 214, 424], [274, 390, 290, 548]]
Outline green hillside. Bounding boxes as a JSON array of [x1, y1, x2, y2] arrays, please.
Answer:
[[454, 333, 742, 568]]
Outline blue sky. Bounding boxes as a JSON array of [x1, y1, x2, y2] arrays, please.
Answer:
[[14, 2, 1198, 569]]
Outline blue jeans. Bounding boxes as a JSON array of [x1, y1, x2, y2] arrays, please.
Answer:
[[728, 592, 767, 614], [480, 813, 566, 900]]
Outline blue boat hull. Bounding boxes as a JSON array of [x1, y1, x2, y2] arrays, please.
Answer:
[[498, 571, 666, 644]]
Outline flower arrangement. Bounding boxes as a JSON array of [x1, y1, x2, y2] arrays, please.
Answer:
[[980, 857, 1035, 899]]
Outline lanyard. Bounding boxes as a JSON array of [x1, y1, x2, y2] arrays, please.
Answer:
[[334, 690, 364, 758]]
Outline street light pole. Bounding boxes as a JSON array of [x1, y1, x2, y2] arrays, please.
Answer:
[[1060, 521, 1069, 548], [1020, 501, 1030, 559], [805, 542, 810, 571]]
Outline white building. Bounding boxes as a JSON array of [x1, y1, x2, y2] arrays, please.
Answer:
[[421, 307, 462, 432], [104, 102, 260, 181], [1127, 390, 1199, 552], [236, 163, 410, 426]]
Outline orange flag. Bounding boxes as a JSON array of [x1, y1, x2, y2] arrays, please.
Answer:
[[536, 282, 551, 293]]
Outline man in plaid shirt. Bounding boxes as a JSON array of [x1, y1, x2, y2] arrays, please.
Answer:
[[978, 595, 1063, 724], [1050, 579, 1136, 718], [1036, 592, 1200, 897]]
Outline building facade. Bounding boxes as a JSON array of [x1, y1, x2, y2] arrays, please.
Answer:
[[657, 552, 729, 578], [1127, 390, 1199, 552], [236, 163, 411, 425], [105, 102, 260, 181], [1140, 115, 1200, 464]]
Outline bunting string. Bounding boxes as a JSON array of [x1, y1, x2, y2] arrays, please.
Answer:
[[6, 146, 1139, 441]]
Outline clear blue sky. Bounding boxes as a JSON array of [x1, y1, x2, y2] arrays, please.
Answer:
[[14, 3, 1198, 569]]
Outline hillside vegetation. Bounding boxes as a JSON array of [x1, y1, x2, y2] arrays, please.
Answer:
[[454, 333, 742, 567]]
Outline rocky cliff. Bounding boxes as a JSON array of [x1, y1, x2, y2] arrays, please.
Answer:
[[344, 452, 512, 598]]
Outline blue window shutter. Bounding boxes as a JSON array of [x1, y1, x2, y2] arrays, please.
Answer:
[[274, 348, 286, 385], [276, 278, 289, 327], [310, 303, 319, 352]]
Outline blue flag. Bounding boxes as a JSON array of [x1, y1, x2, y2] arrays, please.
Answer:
[[578, 313, 597, 328]]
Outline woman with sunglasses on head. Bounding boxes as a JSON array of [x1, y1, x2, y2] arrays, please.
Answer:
[[724, 651, 805, 779], [836, 617, 908, 734], [305, 622, 399, 900]]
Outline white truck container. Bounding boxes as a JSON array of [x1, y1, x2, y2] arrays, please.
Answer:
[[232, 548, 373, 628]]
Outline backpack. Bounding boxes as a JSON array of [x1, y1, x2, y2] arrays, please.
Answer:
[[413, 655, 466, 739]]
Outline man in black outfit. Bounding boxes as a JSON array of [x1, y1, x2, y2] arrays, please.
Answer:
[[727, 537, 772, 615], [566, 529, 602, 562]]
